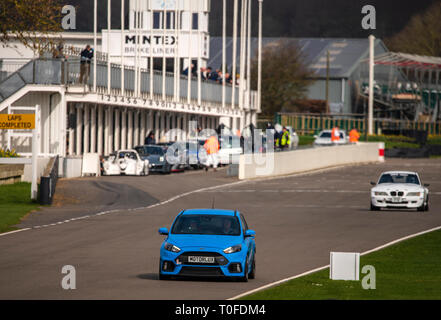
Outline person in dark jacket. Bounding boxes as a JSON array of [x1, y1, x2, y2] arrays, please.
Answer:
[[145, 131, 156, 145], [79, 45, 93, 84], [182, 64, 194, 77]]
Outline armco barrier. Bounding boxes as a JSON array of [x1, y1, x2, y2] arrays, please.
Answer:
[[238, 143, 382, 180]]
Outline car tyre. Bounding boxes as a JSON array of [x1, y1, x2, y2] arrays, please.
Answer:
[[424, 196, 429, 212], [370, 203, 380, 211], [248, 256, 256, 280]]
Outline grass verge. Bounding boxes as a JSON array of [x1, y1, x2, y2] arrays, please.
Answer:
[[0, 182, 40, 233], [298, 135, 316, 146], [241, 229, 441, 300], [297, 134, 441, 149]]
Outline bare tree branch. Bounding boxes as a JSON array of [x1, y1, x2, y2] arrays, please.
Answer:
[[251, 39, 316, 116], [0, 0, 63, 55]]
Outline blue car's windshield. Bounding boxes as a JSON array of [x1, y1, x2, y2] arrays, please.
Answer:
[[136, 146, 164, 156], [171, 215, 241, 236]]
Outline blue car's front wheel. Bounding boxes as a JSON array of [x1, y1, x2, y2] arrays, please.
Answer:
[[249, 256, 256, 279], [239, 261, 249, 282]]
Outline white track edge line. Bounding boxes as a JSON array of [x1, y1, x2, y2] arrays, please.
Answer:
[[228, 225, 441, 300], [0, 228, 31, 237], [0, 162, 384, 236], [0, 163, 378, 238]]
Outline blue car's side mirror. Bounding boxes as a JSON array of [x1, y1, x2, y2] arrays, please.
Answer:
[[245, 230, 256, 237], [158, 228, 169, 236]]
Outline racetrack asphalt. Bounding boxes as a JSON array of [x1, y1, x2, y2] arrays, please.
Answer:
[[0, 158, 440, 299]]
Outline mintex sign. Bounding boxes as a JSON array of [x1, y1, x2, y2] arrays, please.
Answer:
[[102, 30, 209, 60], [0, 114, 35, 130]]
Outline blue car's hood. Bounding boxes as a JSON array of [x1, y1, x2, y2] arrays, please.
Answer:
[[168, 234, 242, 249]]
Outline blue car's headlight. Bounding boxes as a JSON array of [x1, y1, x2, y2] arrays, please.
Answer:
[[223, 244, 242, 254], [164, 242, 181, 253]]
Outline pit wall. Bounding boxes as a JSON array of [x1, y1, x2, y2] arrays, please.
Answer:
[[238, 143, 383, 180]]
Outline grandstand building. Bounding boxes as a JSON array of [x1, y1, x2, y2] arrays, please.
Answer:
[[0, 0, 260, 171]]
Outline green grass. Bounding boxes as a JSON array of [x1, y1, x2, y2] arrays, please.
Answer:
[[298, 135, 316, 146], [363, 135, 420, 149], [297, 134, 437, 149], [242, 229, 441, 300], [428, 135, 441, 146], [0, 182, 40, 233]]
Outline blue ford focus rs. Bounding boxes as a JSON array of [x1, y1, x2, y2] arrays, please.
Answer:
[[158, 209, 256, 281]]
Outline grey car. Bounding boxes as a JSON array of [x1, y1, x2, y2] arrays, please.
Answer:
[[135, 145, 172, 174]]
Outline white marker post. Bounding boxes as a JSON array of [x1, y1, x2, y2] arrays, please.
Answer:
[[31, 105, 41, 200], [368, 35, 375, 135]]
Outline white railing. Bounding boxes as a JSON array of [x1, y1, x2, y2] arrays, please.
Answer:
[[0, 59, 31, 81]]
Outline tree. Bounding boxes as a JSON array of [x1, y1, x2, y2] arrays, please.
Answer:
[[0, 0, 63, 56], [386, 2, 441, 57], [251, 39, 316, 117]]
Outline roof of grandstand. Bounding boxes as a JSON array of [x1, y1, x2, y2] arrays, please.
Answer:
[[372, 52, 441, 69], [208, 37, 389, 79]]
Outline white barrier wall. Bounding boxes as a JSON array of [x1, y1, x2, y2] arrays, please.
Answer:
[[239, 143, 382, 180], [22, 157, 50, 183]]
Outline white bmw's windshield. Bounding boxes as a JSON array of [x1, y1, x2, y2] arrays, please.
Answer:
[[378, 174, 420, 185]]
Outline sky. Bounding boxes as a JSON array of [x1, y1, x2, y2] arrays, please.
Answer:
[[68, 0, 438, 40]]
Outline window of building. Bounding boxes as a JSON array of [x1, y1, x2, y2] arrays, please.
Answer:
[[166, 11, 175, 29], [192, 13, 199, 30], [153, 11, 161, 29], [153, 11, 176, 30]]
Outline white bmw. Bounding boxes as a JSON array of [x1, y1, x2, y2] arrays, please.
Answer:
[[370, 171, 429, 211], [103, 150, 149, 176]]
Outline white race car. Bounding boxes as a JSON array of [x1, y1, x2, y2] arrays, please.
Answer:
[[370, 171, 429, 211], [103, 150, 149, 176], [314, 130, 348, 146], [218, 135, 243, 165]]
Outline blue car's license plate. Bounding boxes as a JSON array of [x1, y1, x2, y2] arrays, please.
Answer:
[[188, 256, 215, 264]]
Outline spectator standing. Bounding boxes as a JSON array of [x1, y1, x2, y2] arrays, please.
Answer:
[[277, 127, 291, 151], [145, 131, 156, 145], [331, 126, 341, 144], [53, 44, 67, 83], [183, 64, 194, 77], [79, 45, 93, 85], [349, 128, 360, 143], [201, 67, 212, 80], [203, 135, 220, 172], [215, 70, 223, 83], [52, 44, 67, 59], [210, 70, 219, 82], [224, 72, 232, 84]]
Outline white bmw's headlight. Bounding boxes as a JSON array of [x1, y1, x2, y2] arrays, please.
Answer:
[[374, 191, 388, 196], [407, 192, 421, 197], [160, 157, 165, 162], [164, 242, 181, 253], [223, 244, 242, 254]]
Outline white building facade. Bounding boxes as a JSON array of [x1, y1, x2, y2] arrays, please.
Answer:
[[0, 0, 260, 167]]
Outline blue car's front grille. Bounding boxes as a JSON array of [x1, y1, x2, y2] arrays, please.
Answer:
[[177, 252, 229, 266], [179, 267, 224, 277]]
